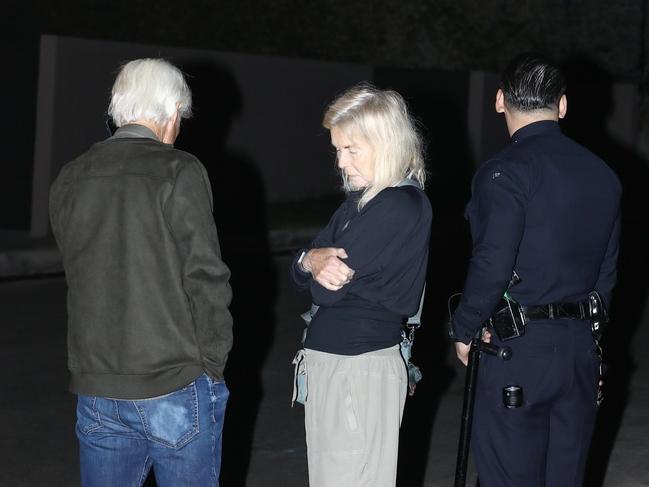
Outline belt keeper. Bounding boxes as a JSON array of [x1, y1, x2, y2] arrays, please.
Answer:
[[548, 303, 555, 319]]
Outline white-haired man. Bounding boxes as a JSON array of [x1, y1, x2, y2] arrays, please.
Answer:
[[50, 58, 233, 486]]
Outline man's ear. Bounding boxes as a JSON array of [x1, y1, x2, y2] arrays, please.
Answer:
[[558, 94, 567, 119], [495, 89, 506, 114]]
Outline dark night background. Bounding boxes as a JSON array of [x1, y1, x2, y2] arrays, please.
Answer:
[[4, 0, 649, 230], [2, 1, 649, 486]]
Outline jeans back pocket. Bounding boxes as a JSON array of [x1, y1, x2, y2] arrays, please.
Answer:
[[134, 383, 199, 448]]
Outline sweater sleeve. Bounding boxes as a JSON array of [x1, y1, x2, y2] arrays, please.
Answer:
[[164, 159, 233, 377], [289, 199, 347, 289], [310, 188, 421, 306]]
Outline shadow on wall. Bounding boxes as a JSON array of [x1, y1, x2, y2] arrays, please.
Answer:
[[373, 68, 475, 487], [143, 61, 278, 486], [561, 56, 649, 487]]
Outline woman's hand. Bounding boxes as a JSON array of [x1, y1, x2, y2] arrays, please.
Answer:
[[302, 248, 355, 291]]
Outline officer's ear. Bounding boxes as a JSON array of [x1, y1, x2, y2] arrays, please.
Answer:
[[495, 89, 506, 114], [558, 94, 567, 119]]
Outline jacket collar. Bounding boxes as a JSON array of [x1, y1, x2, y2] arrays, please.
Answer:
[[111, 123, 160, 141], [511, 120, 560, 143]]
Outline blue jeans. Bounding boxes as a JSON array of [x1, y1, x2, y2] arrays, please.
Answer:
[[76, 374, 229, 487]]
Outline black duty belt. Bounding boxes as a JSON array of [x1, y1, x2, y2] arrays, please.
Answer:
[[520, 301, 589, 321], [489, 292, 607, 341]]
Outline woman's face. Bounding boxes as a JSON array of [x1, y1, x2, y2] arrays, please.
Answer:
[[330, 125, 374, 189]]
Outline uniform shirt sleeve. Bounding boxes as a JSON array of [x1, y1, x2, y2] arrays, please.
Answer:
[[164, 159, 234, 375], [595, 210, 621, 308], [451, 160, 527, 344], [309, 188, 421, 306]]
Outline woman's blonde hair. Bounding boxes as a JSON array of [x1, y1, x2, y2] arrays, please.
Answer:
[[323, 83, 426, 208]]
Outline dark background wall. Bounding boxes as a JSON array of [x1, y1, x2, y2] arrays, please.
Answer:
[[28, 35, 377, 236], [4, 0, 649, 231]]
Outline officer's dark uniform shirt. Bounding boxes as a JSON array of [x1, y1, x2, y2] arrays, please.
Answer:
[[451, 120, 621, 344]]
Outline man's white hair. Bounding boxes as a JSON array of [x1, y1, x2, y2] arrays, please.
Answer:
[[108, 58, 192, 127]]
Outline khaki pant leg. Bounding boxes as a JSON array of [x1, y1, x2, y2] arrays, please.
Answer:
[[304, 346, 407, 487]]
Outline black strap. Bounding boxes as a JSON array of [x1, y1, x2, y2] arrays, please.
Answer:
[[396, 176, 423, 190]]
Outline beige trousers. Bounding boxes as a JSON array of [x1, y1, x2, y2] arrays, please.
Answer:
[[303, 345, 408, 487]]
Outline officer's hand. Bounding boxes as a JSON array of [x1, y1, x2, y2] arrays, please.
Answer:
[[302, 248, 355, 291], [455, 341, 471, 366], [482, 329, 492, 343]]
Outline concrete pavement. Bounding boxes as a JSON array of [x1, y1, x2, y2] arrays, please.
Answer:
[[0, 254, 648, 486]]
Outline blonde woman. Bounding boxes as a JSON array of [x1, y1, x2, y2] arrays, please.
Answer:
[[291, 84, 432, 486]]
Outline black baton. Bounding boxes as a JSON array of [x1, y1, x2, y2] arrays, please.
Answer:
[[454, 329, 512, 487]]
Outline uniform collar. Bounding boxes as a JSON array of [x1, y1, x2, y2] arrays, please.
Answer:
[[111, 123, 160, 141], [511, 120, 561, 143]]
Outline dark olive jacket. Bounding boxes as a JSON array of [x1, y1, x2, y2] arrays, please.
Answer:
[[50, 124, 233, 399]]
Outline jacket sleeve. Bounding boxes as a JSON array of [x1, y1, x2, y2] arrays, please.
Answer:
[[595, 210, 621, 309], [450, 161, 527, 344], [164, 159, 233, 378], [49, 165, 73, 248]]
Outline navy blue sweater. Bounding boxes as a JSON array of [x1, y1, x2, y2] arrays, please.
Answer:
[[291, 185, 432, 355]]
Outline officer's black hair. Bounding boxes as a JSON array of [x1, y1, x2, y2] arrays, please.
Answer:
[[500, 53, 567, 112]]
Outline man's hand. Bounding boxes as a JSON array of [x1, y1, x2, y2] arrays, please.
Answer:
[[302, 248, 355, 291]]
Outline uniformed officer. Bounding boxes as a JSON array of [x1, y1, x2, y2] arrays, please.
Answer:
[[449, 53, 621, 486]]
